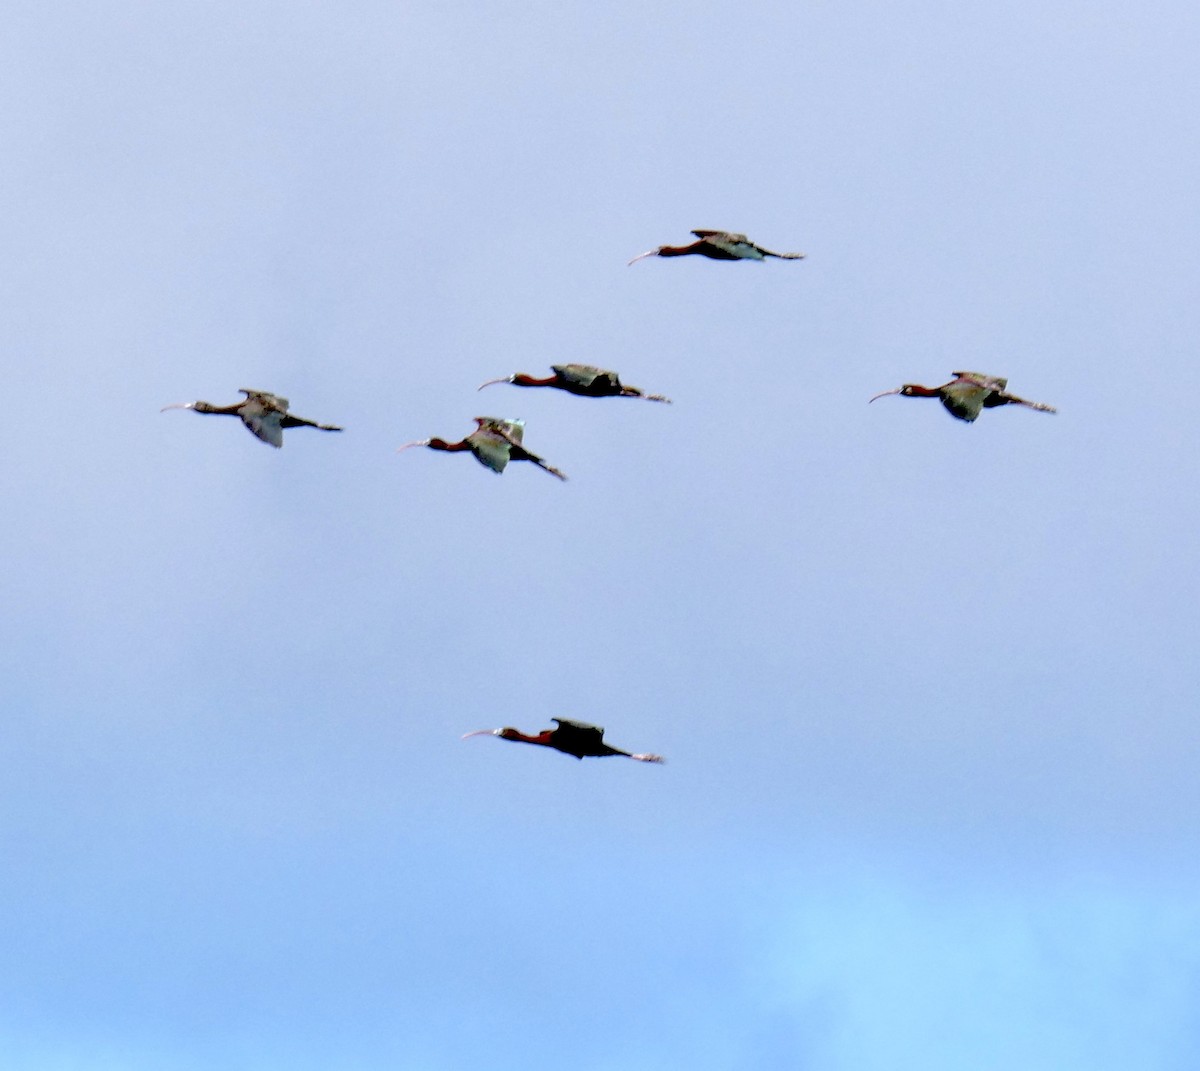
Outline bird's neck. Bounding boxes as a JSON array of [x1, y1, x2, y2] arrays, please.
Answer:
[[427, 438, 471, 452], [505, 729, 554, 747], [656, 244, 699, 257], [906, 385, 942, 398], [510, 374, 558, 388]]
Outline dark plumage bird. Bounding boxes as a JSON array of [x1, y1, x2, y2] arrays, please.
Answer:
[[628, 229, 805, 265], [869, 372, 1058, 423], [463, 717, 664, 763], [160, 389, 343, 447], [397, 417, 567, 480], [477, 363, 671, 403]]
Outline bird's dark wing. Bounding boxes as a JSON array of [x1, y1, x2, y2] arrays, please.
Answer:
[[951, 372, 1007, 392], [475, 417, 524, 445], [240, 389, 288, 408], [938, 380, 989, 423], [692, 231, 803, 259], [552, 364, 617, 391], [551, 718, 606, 746]]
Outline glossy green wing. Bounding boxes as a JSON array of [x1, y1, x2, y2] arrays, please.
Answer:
[[695, 231, 762, 259], [951, 371, 1007, 392], [466, 426, 512, 472], [939, 379, 990, 423], [552, 364, 621, 392]]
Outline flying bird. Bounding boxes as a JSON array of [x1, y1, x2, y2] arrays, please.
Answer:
[[477, 363, 671, 403], [397, 417, 567, 480], [869, 372, 1058, 423], [463, 717, 664, 763], [161, 389, 343, 447], [628, 230, 805, 265]]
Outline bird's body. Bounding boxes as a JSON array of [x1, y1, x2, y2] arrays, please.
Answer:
[[477, 363, 671, 403], [397, 417, 567, 480], [869, 371, 1057, 423], [628, 230, 805, 265], [160, 389, 343, 447], [463, 717, 664, 763]]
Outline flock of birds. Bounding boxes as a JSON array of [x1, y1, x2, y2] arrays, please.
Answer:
[[161, 229, 1059, 765]]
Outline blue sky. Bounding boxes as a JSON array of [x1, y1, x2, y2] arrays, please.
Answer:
[[2, 1, 1199, 1068]]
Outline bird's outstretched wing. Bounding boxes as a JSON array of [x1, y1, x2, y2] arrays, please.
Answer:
[[939, 380, 990, 423], [692, 230, 804, 260], [694, 231, 757, 259], [949, 373, 1056, 415], [951, 371, 1007, 392], [552, 364, 616, 391], [240, 389, 288, 409], [466, 427, 512, 473], [238, 394, 287, 447], [552, 718, 606, 747]]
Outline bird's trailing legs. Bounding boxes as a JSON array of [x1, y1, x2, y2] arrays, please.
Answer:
[[281, 413, 344, 432], [611, 748, 666, 763], [482, 421, 567, 480]]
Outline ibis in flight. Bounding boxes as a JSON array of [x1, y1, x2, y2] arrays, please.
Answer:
[[628, 230, 805, 265], [477, 363, 671, 403], [161, 389, 343, 447], [463, 718, 664, 763], [869, 372, 1058, 423], [397, 417, 567, 480]]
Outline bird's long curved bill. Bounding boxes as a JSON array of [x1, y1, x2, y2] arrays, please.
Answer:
[[461, 729, 500, 740], [396, 439, 431, 453], [642, 392, 672, 404], [476, 376, 513, 391], [626, 249, 658, 266], [160, 402, 196, 412], [868, 388, 903, 404]]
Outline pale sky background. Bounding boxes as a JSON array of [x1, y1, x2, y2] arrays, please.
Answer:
[[2, 2, 1199, 1068]]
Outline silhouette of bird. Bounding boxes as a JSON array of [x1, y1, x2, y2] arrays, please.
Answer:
[[160, 389, 343, 447], [397, 417, 567, 480], [869, 372, 1058, 423], [628, 230, 805, 265], [477, 363, 671, 403], [463, 717, 664, 763]]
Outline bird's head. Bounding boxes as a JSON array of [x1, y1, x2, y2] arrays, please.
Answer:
[[867, 385, 910, 403], [160, 401, 201, 413], [461, 727, 513, 741]]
